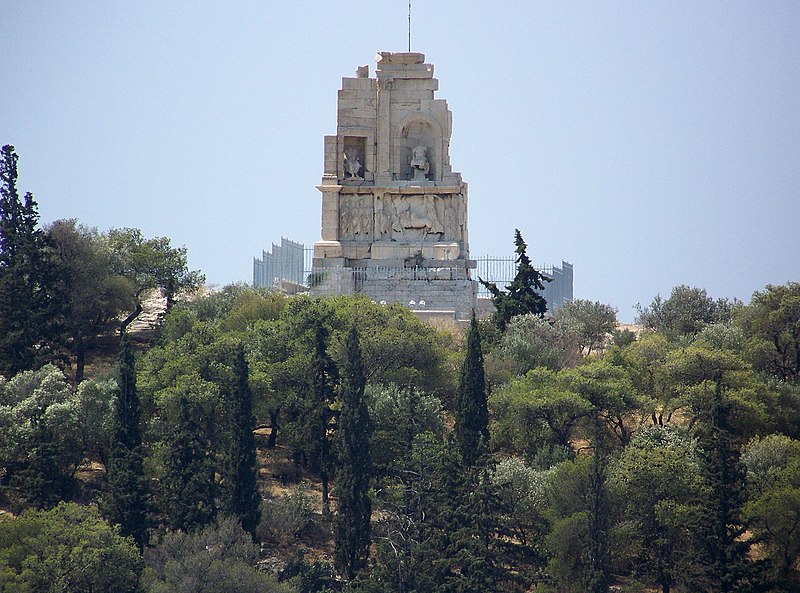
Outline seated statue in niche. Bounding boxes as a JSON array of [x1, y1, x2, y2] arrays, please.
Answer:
[[410, 145, 429, 181], [344, 149, 363, 180]]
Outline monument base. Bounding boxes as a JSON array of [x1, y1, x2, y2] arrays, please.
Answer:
[[309, 262, 477, 321]]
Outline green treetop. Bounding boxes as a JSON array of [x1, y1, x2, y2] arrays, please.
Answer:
[[455, 314, 489, 466], [334, 324, 372, 580], [480, 229, 549, 332], [0, 145, 65, 376]]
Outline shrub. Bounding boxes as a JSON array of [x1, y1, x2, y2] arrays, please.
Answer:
[[258, 484, 315, 545]]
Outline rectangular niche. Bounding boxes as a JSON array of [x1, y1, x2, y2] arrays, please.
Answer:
[[342, 136, 366, 181]]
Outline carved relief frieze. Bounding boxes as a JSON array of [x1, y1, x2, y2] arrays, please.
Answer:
[[339, 194, 374, 240], [373, 193, 465, 244]]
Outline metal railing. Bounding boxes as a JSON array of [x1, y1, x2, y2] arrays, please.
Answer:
[[303, 248, 571, 305]]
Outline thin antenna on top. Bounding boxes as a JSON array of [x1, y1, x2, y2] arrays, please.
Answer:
[[408, 1, 412, 51]]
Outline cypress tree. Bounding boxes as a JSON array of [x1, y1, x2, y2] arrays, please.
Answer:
[[0, 145, 64, 376], [102, 336, 148, 547], [689, 374, 757, 593], [160, 396, 217, 532], [221, 344, 261, 539], [586, 413, 611, 593], [115, 336, 141, 450], [302, 313, 337, 515], [454, 314, 489, 467], [334, 324, 372, 580]]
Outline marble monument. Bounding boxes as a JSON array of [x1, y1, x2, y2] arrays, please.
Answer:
[[311, 52, 477, 319]]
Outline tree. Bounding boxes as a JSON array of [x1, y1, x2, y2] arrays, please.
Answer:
[[552, 360, 642, 592], [282, 305, 338, 515], [370, 433, 509, 593], [0, 145, 65, 377], [454, 314, 489, 466], [609, 426, 707, 593], [107, 227, 204, 333], [635, 285, 732, 339], [0, 502, 141, 593], [0, 365, 81, 508], [485, 313, 579, 384], [609, 331, 674, 427], [681, 350, 761, 593], [141, 516, 291, 593], [742, 434, 800, 587], [47, 219, 133, 381], [367, 383, 445, 481], [159, 396, 217, 532], [480, 229, 549, 332], [492, 456, 550, 548], [561, 359, 640, 449], [665, 345, 773, 442], [490, 367, 592, 457], [11, 424, 76, 511], [220, 344, 261, 539], [738, 282, 800, 382], [74, 377, 118, 467], [334, 324, 372, 579], [101, 336, 148, 548], [245, 294, 454, 450], [115, 336, 142, 451], [544, 455, 597, 593], [555, 299, 618, 356]]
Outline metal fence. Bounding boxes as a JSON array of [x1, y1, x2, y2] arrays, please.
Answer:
[[302, 248, 573, 308], [253, 238, 306, 288], [473, 256, 573, 308]]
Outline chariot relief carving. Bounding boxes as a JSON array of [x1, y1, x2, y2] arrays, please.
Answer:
[[372, 193, 463, 243]]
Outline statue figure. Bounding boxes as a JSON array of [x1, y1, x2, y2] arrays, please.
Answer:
[[340, 195, 372, 239], [375, 194, 393, 239], [410, 145, 429, 181], [344, 149, 362, 180]]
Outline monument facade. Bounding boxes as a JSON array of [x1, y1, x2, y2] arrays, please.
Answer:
[[311, 52, 477, 319]]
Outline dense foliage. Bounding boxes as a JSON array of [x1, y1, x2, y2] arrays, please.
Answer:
[[0, 154, 798, 592], [0, 145, 65, 377]]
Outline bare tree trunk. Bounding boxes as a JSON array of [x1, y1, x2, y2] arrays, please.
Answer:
[[120, 302, 143, 334], [322, 471, 330, 517], [75, 341, 86, 383], [267, 410, 278, 448]]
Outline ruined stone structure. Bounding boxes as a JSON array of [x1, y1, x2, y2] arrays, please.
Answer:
[[311, 52, 476, 319]]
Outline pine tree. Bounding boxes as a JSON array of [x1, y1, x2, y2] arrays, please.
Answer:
[[479, 229, 549, 332], [160, 397, 217, 532], [101, 336, 148, 547], [0, 145, 64, 376], [454, 314, 489, 467], [220, 344, 261, 539], [334, 324, 372, 580]]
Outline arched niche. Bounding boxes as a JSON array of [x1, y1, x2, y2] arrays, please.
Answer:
[[394, 115, 444, 182]]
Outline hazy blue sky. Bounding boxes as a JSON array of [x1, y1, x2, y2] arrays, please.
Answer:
[[2, 2, 798, 321]]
